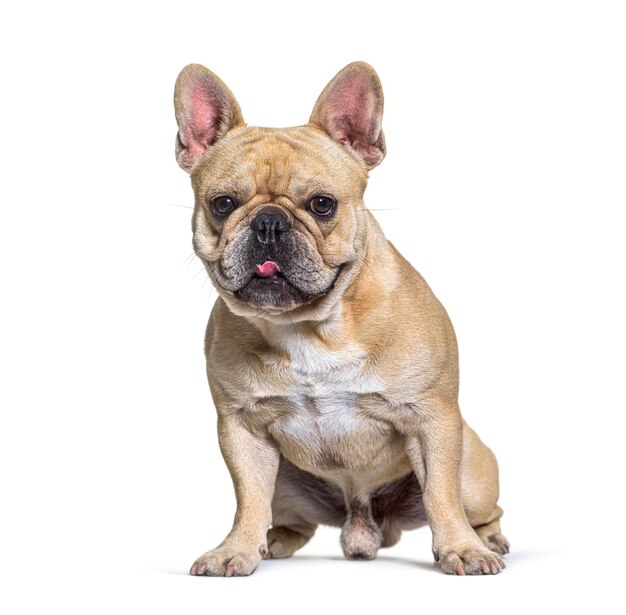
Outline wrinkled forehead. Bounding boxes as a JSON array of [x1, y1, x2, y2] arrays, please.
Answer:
[[191, 126, 367, 201]]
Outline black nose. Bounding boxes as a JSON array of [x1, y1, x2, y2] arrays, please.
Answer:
[[250, 206, 290, 244]]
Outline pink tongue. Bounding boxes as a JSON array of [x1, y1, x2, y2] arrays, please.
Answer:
[[255, 260, 281, 278]]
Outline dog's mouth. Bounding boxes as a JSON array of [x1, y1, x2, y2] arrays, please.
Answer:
[[255, 260, 282, 278], [232, 259, 341, 309], [247, 268, 292, 292], [235, 260, 312, 307], [251, 260, 289, 288]]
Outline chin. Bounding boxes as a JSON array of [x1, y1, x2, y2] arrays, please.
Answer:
[[234, 274, 321, 310]]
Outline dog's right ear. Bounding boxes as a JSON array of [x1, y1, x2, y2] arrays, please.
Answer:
[[174, 64, 245, 172]]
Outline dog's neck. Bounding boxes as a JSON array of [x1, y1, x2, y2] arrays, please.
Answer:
[[252, 299, 347, 350]]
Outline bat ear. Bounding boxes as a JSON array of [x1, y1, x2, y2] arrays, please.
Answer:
[[173, 64, 244, 172], [309, 62, 386, 169]]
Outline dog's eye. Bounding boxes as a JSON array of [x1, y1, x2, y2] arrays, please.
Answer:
[[308, 196, 336, 217], [210, 195, 237, 217]]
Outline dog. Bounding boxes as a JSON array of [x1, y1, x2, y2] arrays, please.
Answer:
[[173, 62, 509, 576]]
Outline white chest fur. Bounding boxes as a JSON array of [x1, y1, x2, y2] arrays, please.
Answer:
[[257, 326, 386, 451], [279, 392, 360, 444], [265, 324, 383, 397]]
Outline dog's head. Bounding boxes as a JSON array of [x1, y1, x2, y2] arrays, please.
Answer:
[[174, 62, 385, 321]]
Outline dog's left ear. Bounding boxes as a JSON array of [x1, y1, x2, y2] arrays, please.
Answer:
[[309, 62, 386, 169]]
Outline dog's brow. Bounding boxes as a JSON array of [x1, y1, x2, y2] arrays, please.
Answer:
[[289, 177, 337, 201]]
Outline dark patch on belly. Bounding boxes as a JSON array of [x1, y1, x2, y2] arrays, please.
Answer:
[[274, 457, 426, 530], [275, 456, 345, 526], [371, 472, 426, 530]]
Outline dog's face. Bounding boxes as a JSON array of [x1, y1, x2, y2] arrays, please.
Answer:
[[174, 63, 386, 320]]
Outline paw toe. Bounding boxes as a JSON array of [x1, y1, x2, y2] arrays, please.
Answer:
[[190, 547, 261, 577], [440, 548, 505, 575], [484, 533, 510, 556]]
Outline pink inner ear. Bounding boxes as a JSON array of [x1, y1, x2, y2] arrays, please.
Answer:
[[326, 74, 377, 143], [177, 78, 229, 170], [181, 84, 220, 162], [189, 85, 219, 145], [317, 70, 384, 168]]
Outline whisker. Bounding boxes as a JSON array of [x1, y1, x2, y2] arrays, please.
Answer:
[[284, 311, 299, 337], [182, 251, 198, 268], [190, 254, 235, 297], [193, 265, 207, 278], [210, 267, 235, 294], [247, 308, 269, 325], [168, 203, 194, 209], [197, 251, 224, 261], [201, 274, 212, 295]]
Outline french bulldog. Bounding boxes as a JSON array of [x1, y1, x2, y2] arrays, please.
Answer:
[[173, 62, 509, 576]]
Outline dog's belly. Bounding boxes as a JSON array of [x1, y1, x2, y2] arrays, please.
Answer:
[[267, 392, 412, 491]]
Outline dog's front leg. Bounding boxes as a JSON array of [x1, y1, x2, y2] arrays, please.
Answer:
[[404, 397, 505, 575], [190, 411, 279, 577]]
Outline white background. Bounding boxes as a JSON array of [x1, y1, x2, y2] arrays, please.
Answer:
[[1, 1, 624, 613]]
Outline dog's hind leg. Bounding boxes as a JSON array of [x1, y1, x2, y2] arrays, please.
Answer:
[[472, 506, 509, 555], [461, 423, 510, 557], [266, 457, 345, 559], [266, 524, 317, 559]]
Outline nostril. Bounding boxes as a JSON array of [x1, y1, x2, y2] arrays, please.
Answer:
[[256, 228, 275, 244], [251, 206, 290, 244], [250, 216, 266, 232]]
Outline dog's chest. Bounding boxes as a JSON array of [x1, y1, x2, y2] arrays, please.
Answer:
[[257, 334, 398, 473], [269, 388, 396, 475], [278, 391, 364, 444]]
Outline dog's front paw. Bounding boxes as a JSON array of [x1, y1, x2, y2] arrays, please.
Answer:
[[438, 545, 506, 575], [190, 544, 264, 577]]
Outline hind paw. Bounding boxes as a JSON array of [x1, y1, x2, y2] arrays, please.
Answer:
[[481, 532, 510, 556], [266, 526, 314, 559]]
